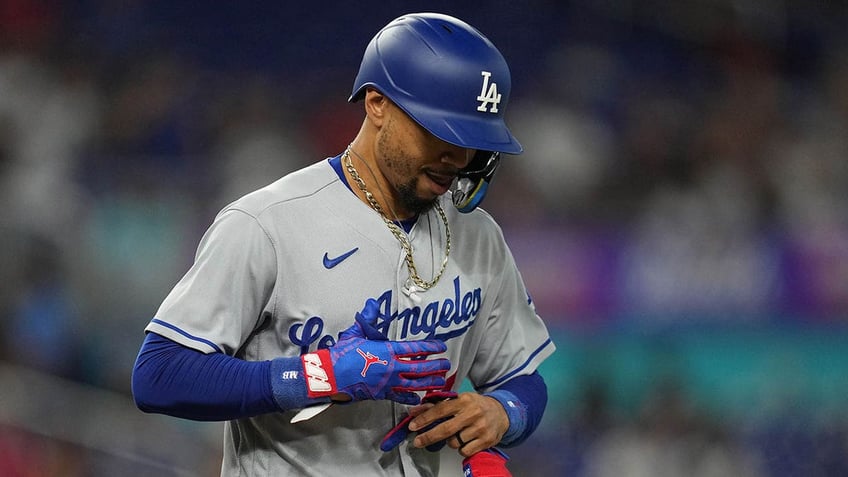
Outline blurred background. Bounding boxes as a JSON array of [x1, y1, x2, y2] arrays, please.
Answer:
[[1, 0, 847, 475]]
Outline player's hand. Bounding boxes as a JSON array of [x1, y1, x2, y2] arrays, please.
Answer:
[[301, 299, 450, 405], [407, 392, 510, 457], [380, 390, 457, 451]]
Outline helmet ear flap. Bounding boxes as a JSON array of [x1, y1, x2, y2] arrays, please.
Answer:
[[451, 178, 491, 213], [451, 151, 500, 213]]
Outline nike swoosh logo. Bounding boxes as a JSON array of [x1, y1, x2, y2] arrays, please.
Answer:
[[323, 247, 359, 269]]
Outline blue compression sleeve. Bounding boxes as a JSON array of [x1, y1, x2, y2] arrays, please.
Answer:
[[132, 332, 318, 421], [485, 371, 548, 447]]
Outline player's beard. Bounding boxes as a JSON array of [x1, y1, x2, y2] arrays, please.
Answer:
[[378, 117, 437, 216], [396, 178, 436, 216]]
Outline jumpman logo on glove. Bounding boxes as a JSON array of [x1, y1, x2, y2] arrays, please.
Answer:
[[300, 298, 450, 404], [357, 348, 388, 376]]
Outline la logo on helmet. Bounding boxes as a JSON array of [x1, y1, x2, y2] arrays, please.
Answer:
[[476, 71, 502, 113]]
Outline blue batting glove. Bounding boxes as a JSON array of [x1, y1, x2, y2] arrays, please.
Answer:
[[301, 299, 450, 405]]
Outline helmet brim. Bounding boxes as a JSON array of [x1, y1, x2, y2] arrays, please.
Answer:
[[407, 104, 524, 155], [350, 85, 523, 155]]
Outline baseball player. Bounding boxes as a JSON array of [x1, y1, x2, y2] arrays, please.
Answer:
[[132, 12, 555, 477]]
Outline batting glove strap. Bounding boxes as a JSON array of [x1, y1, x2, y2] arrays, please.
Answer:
[[484, 390, 527, 448], [270, 356, 332, 411], [462, 448, 512, 477]]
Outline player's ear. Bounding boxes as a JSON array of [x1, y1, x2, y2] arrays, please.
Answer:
[[364, 88, 388, 127]]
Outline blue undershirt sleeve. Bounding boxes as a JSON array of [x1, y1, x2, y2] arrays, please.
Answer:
[[132, 332, 316, 421], [484, 370, 548, 447]]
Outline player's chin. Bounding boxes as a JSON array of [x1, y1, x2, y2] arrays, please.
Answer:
[[399, 180, 440, 214]]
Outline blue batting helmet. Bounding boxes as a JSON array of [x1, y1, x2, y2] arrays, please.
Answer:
[[349, 13, 523, 155]]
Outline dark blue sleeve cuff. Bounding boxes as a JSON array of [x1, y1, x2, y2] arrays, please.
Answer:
[[485, 370, 548, 447]]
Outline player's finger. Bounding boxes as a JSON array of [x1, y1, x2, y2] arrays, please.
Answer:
[[390, 339, 447, 358], [407, 401, 435, 417], [395, 367, 448, 389], [410, 411, 464, 450], [396, 357, 451, 378], [421, 421, 488, 458], [408, 398, 462, 432], [336, 322, 364, 341], [354, 298, 386, 340], [422, 390, 457, 403], [450, 430, 488, 457], [393, 374, 447, 393]]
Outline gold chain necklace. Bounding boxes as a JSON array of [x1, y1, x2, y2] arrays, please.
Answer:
[[343, 147, 451, 294]]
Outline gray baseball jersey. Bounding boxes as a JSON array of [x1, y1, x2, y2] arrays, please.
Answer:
[[145, 156, 555, 476]]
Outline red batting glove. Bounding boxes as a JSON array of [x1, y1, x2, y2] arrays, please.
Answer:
[[462, 448, 512, 477]]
